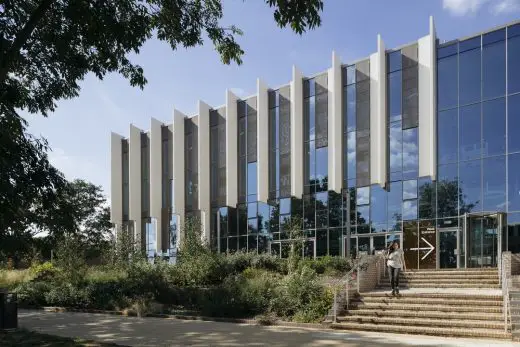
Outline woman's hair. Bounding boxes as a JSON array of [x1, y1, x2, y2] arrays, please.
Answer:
[[387, 241, 399, 254]]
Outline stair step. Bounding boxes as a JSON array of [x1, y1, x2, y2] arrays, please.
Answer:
[[379, 279, 499, 284], [330, 322, 510, 339], [345, 309, 503, 321], [352, 297, 502, 306], [337, 315, 505, 329], [358, 292, 503, 300], [396, 275, 499, 280], [348, 302, 502, 313], [403, 267, 498, 273], [376, 283, 500, 288]]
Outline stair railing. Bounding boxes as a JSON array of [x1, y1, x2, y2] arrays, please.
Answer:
[[500, 252, 511, 333], [331, 254, 385, 323]]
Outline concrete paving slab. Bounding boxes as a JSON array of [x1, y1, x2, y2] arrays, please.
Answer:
[[18, 309, 519, 347]]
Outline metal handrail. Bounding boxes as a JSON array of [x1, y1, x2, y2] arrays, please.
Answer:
[[332, 254, 385, 323]]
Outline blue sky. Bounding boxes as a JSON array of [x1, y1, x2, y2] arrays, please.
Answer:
[[24, 0, 520, 202]]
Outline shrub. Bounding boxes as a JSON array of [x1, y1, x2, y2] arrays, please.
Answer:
[[300, 256, 352, 276], [29, 262, 59, 282], [15, 281, 52, 307], [270, 265, 332, 322], [44, 282, 93, 308]]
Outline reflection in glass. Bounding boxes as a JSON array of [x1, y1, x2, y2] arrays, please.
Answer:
[[483, 156, 506, 212], [403, 180, 418, 200], [438, 55, 458, 110], [389, 71, 402, 122], [371, 185, 387, 225], [402, 127, 418, 173], [329, 228, 341, 256], [483, 40, 506, 100], [509, 36, 520, 94], [388, 50, 402, 72], [390, 122, 402, 173], [509, 154, 520, 212], [418, 177, 436, 219], [345, 85, 356, 132], [437, 164, 459, 218], [403, 200, 418, 220], [459, 48, 481, 106], [509, 94, 520, 153], [438, 109, 458, 164], [347, 132, 356, 180], [388, 182, 403, 226], [247, 162, 257, 199], [315, 147, 328, 186], [459, 159, 482, 213], [508, 213, 520, 253], [483, 98, 506, 157], [357, 205, 370, 225], [459, 103, 481, 161], [356, 186, 370, 205]]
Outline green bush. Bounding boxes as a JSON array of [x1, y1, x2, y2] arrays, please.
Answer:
[[300, 256, 352, 276], [270, 265, 332, 322], [44, 282, 93, 308], [15, 281, 52, 307], [29, 262, 59, 282]]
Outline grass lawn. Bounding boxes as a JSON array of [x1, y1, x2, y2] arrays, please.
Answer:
[[0, 329, 126, 347]]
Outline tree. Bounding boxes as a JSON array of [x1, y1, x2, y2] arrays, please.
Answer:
[[0, 0, 323, 248], [0, 0, 323, 115]]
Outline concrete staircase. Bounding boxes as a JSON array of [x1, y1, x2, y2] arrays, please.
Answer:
[[330, 268, 511, 339], [510, 289, 520, 341]]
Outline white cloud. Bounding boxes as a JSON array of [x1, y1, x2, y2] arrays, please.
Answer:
[[443, 0, 489, 15], [491, 0, 520, 14], [442, 0, 520, 15]]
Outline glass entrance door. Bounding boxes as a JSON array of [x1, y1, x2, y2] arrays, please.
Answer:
[[439, 230, 457, 268], [464, 213, 505, 268]]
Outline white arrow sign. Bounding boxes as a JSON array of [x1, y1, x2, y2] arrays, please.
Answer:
[[410, 237, 435, 260]]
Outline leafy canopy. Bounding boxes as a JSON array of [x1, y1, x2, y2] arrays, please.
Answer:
[[0, 0, 323, 115], [0, 0, 323, 241]]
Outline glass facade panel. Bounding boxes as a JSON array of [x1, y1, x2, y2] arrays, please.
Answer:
[[437, 164, 459, 218], [482, 156, 506, 212], [402, 127, 418, 174], [347, 132, 356, 180], [459, 103, 481, 161], [483, 40, 506, 100], [459, 48, 481, 106], [388, 182, 403, 225], [389, 122, 402, 173], [438, 109, 458, 164], [345, 84, 356, 132], [438, 55, 458, 110], [403, 180, 418, 200], [459, 159, 482, 213], [371, 185, 387, 225], [509, 94, 520, 153], [508, 154, 520, 212], [509, 36, 520, 94], [388, 71, 402, 123], [482, 98, 506, 157]]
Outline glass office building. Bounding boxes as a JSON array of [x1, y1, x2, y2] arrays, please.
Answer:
[[110, 18, 520, 269]]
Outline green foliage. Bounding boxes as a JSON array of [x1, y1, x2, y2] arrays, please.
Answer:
[[270, 265, 331, 322], [29, 261, 58, 282], [15, 281, 52, 307], [299, 256, 353, 276], [53, 235, 87, 284]]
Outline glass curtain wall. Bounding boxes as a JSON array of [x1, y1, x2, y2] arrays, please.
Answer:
[[437, 23, 520, 257], [210, 107, 227, 251]]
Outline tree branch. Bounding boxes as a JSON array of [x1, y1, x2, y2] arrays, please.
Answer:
[[0, 0, 56, 85]]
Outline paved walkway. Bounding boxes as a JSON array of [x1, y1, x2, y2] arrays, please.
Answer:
[[19, 310, 520, 347]]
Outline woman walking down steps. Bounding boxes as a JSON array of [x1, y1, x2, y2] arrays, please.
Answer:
[[386, 241, 406, 295]]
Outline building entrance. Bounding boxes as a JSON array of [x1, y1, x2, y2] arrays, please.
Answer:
[[464, 212, 506, 268]]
